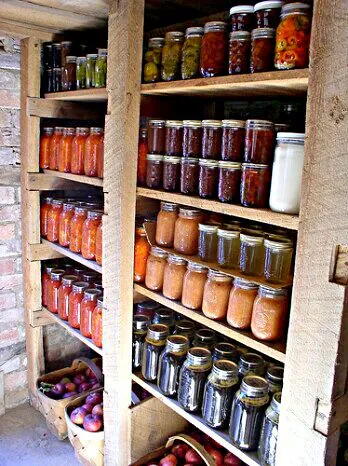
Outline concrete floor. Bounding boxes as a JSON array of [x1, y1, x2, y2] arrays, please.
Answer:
[[0, 403, 79, 466]]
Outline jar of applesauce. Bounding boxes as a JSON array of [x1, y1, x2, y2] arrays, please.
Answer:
[[145, 247, 168, 291], [162, 255, 187, 301], [198, 224, 218, 262], [202, 270, 233, 320], [217, 228, 240, 269], [174, 208, 203, 255], [181, 262, 208, 310], [240, 233, 265, 276], [227, 278, 259, 329], [155, 202, 178, 247]]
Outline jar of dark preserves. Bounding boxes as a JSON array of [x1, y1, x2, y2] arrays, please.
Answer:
[[266, 366, 284, 394], [143, 37, 164, 83], [202, 120, 222, 160], [192, 329, 217, 351], [244, 120, 275, 164], [199, 159, 219, 199], [258, 392, 281, 466], [133, 315, 150, 370], [180, 158, 199, 195], [200, 22, 228, 78], [221, 120, 245, 161], [238, 352, 265, 378], [241, 163, 271, 208], [183, 120, 202, 158], [52, 43, 61, 68], [165, 120, 183, 157], [254, 1, 284, 29], [43, 42, 53, 69], [230, 5, 255, 32], [44, 68, 53, 94], [136, 300, 160, 320], [62, 56, 76, 91], [228, 31, 251, 75], [163, 156, 180, 191], [218, 161, 241, 203], [213, 342, 239, 363], [250, 28, 276, 73], [161, 31, 184, 81], [181, 27, 204, 80], [148, 120, 166, 154], [146, 154, 163, 189], [52, 68, 61, 93], [60, 41, 73, 68], [141, 324, 169, 382]]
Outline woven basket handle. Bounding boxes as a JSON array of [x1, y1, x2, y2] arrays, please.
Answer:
[[71, 357, 103, 384], [166, 434, 215, 466]]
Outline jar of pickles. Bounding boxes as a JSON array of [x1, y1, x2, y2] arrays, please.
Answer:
[[40, 197, 52, 238], [264, 238, 293, 283], [68, 281, 89, 329], [199, 159, 219, 199], [85, 127, 104, 177], [161, 31, 184, 81], [240, 233, 265, 276], [148, 120, 166, 154], [174, 208, 203, 255], [47, 199, 63, 243], [165, 120, 183, 157], [213, 342, 239, 363], [192, 328, 216, 350], [180, 158, 199, 195], [81, 211, 102, 260], [266, 366, 284, 394], [40, 127, 53, 169], [227, 278, 259, 329], [239, 353, 265, 378], [86, 54, 97, 88], [228, 31, 251, 75], [146, 154, 163, 189], [217, 228, 240, 269], [202, 270, 233, 320], [80, 289, 101, 338], [76, 57, 87, 89], [230, 5, 255, 32], [198, 224, 218, 262], [95, 49, 107, 88], [92, 297, 103, 348], [258, 392, 281, 466], [181, 262, 208, 310], [157, 335, 189, 397], [163, 156, 181, 191], [142, 324, 169, 382], [155, 202, 178, 248], [218, 161, 241, 203], [143, 37, 164, 83], [47, 269, 65, 313], [69, 206, 87, 253], [200, 22, 228, 77], [254, 1, 284, 28], [58, 201, 75, 247], [71, 127, 90, 175], [181, 27, 204, 80], [145, 247, 168, 291], [162, 255, 187, 300], [251, 28, 276, 73], [241, 163, 271, 208], [245, 120, 275, 164], [57, 274, 77, 321], [49, 127, 63, 170], [202, 120, 222, 160], [182, 120, 202, 158], [133, 315, 150, 370], [134, 226, 151, 283]]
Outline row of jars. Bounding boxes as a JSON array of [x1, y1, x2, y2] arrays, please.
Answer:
[[40, 197, 103, 264], [42, 262, 103, 347], [143, 3, 311, 83], [39, 126, 104, 178]]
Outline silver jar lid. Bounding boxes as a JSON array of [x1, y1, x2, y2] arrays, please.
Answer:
[[147, 323, 169, 340]]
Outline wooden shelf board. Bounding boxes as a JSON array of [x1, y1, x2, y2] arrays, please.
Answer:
[[132, 373, 260, 466], [141, 69, 309, 98], [42, 308, 103, 356], [137, 188, 299, 231], [41, 239, 102, 273], [44, 88, 108, 102], [41, 170, 104, 187], [134, 284, 286, 363]]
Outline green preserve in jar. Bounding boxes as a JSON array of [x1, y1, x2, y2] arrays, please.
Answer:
[[86, 53, 97, 88], [181, 27, 204, 80], [144, 37, 164, 83], [76, 57, 87, 89], [161, 31, 184, 81], [95, 49, 107, 88]]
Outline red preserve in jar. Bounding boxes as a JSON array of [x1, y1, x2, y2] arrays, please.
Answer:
[[97, 132, 104, 178], [137, 128, 148, 186], [46, 199, 63, 243], [57, 274, 77, 320], [228, 31, 251, 75], [183, 120, 202, 158], [40, 127, 53, 169], [165, 121, 183, 157], [199, 159, 219, 199], [42, 263, 58, 307], [200, 22, 228, 78], [244, 119, 275, 164], [163, 156, 181, 191], [254, 1, 284, 29], [47, 269, 65, 313], [80, 289, 101, 338], [202, 120, 222, 160], [146, 154, 163, 189], [92, 296, 103, 348], [58, 127, 76, 173], [58, 202, 75, 247], [250, 28, 276, 73], [69, 206, 87, 253], [221, 120, 245, 161], [40, 196, 53, 238], [84, 127, 104, 177], [71, 127, 90, 175], [68, 281, 89, 329], [49, 127, 63, 171], [148, 120, 166, 154], [218, 161, 241, 203], [95, 222, 102, 265], [81, 210, 103, 260], [230, 5, 255, 32], [180, 158, 199, 195], [241, 163, 271, 208]]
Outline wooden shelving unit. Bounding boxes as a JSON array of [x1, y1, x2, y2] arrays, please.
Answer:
[[44, 88, 108, 102], [42, 170, 103, 187]]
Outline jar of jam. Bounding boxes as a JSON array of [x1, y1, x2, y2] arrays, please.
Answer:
[[227, 278, 259, 329], [142, 324, 169, 381], [145, 247, 168, 291], [80, 289, 101, 338], [174, 319, 196, 341], [218, 161, 241, 203], [163, 156, 180, 191], [183, 120, 202, 158], [181, 27, 204, 80], [76, 57, 87, 89], [165, 120, 183, 157], [244, 120, 275, 164], [46, 199, 63, 243], [40, 197, 53, 238], [134, 226, 151, 283], [264, 238, 293, 284], [228, 31, 251, 75], [198, 224, 218, 262], [60, 41, 72, 68], [230, 5, 255, 32], [180, 158, 199, 195], [266, 366, 284, 394], [137, 128, 148, 186], [161, 31, 184, 81], [199, 159, 219, 199], [95, 49, 107, 88], [148, 120, 166, 154], [254, 1, 284, 28], [143, 37, 164, 83], [200, 22, 228, 77], [275, 3, 311, 70], [57, 274, 77, 320], [202, 120, 222, 160], [71, 127, 90, 175], [155, 202, 178, 248], [258, 392, 281, 466], [40, 127, 53, 169], [202, 270, 233, 320], [221, 120, 245, 161], [85, 127, 104, 177], [69, 206, 88, 253], [174, 208, 203, 255], [181, 262, 208, 310], [146, 154, 163, 189], [52, 67, 61, 92], [162, 255, 187, 300], [58, 201, 75, 247], [250, 28, 276, 73], [217, 228, 240, 269], [58, 127, 76, 173], [62, 55, 76, 91], [92, 297, 103, 348], [47, 269, 65, 313], [240, 233, 265, 276], [49, 127, 64, 171], [213, 342, 239, 363], [81, 271, 98, 287], [81, 210, 103, 260], [152, 308, 175, 332], [86, 54, 97, 88], [240, 163, 271, 208], [192, 328, 217, 351], [133, 314, 150, 370], [251, 286, 289, 341], [239, 353, 266, 378], [68, 281, 89, 329]]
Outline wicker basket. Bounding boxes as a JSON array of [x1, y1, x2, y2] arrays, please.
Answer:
[[36, 357, 103, 440]]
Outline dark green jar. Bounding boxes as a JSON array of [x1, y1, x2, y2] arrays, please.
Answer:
[[95, 49, 107, 88]]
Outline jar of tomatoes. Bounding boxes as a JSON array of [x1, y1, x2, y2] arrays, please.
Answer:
[[84, 127, 104, 177], [81, 210, 103, 260], [58, 202, 75, 247], [155, 202, 178, 248], [47, 269, 65, 313], [69, 206, 87, 253], [200, 22, 228, 77], [228, 31, 251, 75], [250, 28, 276, 73], [58, 127, 76, 173], [97, 131, 104, 178], [183, 120, 202, 158], [221, 120, 245, 161], [240, 163, 271, 208], [68, 281, 89, 329], [230, 5, 255, 32], [254, 1, 284, 29], [145, 247, 168, 291], [95, 222, 102, 265], [227, 278, 259, 329], [244, 119, 275, 164], [180, 158, 199, 195], [40, 127, 53, 169], [42, 263, 58, 307], [58, 274, 77, 320], [161, 31, 184, 81], [49, 127, 64, 170], [134, 226, 151, 283], [137, 128, 148, 186], [40, 196, 53, 238], [71, 127, 90, 175], [80, 289, 101, 338], [165, 120, 183, 157], [202, 270, 233, 320], [92, 296, 103, 348], [46, 199, 63, 243], [148, 120, 166, 154], [202, 120, 222, 160], [174, 208, 203, 255]]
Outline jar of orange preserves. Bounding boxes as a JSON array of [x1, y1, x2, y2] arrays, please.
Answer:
[[58, 202, 75, 247], [155, 202, 178, 247], [174, 208, 203, 255], [57, 274, 77, 320], [80, 289, 101, 338], [97, 132, 104, 178], [71, 127, 90, 175], [42, 263, 58, 307], [227, 278, 258, 329], [92, 296, 103, 348], [162, 255, 187, 300], [46, 199, 63, 243], [40, 196, 53, 238], [39, 127, 53, 169], [95, 222, 102, 265], [84, 127, 104, 177], [134, 226, 151, 283], [69, 206, 87, 253], [68, 281, 89, 329], [49, 127, 64, 170], [81, 210, 103, 260], [145, 247, 168, 291], [58, 127, 75, 173], [47, 269, 65, 313], [181, 262, 208, 310], [202, 270, 233, 320]]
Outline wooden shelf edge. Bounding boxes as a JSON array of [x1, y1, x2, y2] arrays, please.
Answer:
[[134, 284, 286, 363], [44, 88, 108, 102], [132, 373, 260, 466], [40, 170, 104, 188]]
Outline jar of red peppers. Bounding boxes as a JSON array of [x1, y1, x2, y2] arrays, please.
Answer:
[[47, 199, 63, 243], [244, 119, 275, 164], [58, 201, 75, 247], [42, 263, 58, 307], [40, 196, 53, 238], [80, 289, 101, 338], [199, 159, 219, 199], [202, 120, 222, 160], [69, 206, 87, 253], [165, 120, 183, 157], [148, 120, 166, 154], [58, 127, 75, 173], [222, 120, 245, 161], [85, 127, 104, 177], [228, 31, 251, 75], [218, 161, 241, 203], [230, 5, 255, 32], [49, 127, 63, 171], [71, 127, 90, 175], [200, 22, 228, 78], [81, 210, 103, 260], [95, 222, 102, 265], [250, 28, 276, 73], [180, 158, 199, 195], [58, 274, 77, 321], [137, 128, 148, 186], [161, 31, 184, 81], [134, 226, 151, 283], [92, 296, 103, 348], [68, 281, 89, 329], [162, 156, 181, 191], [183, 120, 202, 158], [241, 163, 271, 208], [254, 1, 284, 29], [40, 127, 53, 169], [146, 154, 163, 189], [47, 269, 65, 313]]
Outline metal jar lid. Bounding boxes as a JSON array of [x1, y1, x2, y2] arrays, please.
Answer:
[[149, 119, 166, 126], [163, 156, 181, 164], [185, 26, 204, 36], [148, 37, 165, 46], [160, 201, 178, 211], [241, 375, 269, 397], [167, 254, 187, 265], [165, 31, 185, 40], [271, 391, 282, 412], [62, 275, 78, 285], [254, 1, 284, 12], [175, 319, 196, 333], [84, 289, 102, 299], [137, 300, 160, 312], [194, 328, 216, 343], [218, 161, 241, 169], [183, 120, 202, 127], [147, 323, 169, 340], [50, 269, 65, 280], [204, 21, 227, 33], [212, 359, 238, 379], [207, 270, 233, 282], [240, 352, 265, 368], [251, 27, 276, 39], [202, 119, 222, 127], [133, 314, 150, 331], [165, 120, 183, 127], [166, 335, 190, 352], [187, 347, 212, 366], [181, 157, 199, 165], [222, 119, 246, 128], [199, 159, 219, 167], [72, 281, 89, 293], [229, 31, 251, 41], [240, 232, 264, 244], [199, 223, 218, 233], [146, 154, 164, 162], [213, 342, 238, 361], [179, 207, 202, 218], [234, 277, 259, 290], [150, 247, 168, 258], [217, 228, 240, 238], [230, 5, 254, 15], [267, 365, 284, 383]]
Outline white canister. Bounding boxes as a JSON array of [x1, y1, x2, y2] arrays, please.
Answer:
[[269, 132, 305, 214]]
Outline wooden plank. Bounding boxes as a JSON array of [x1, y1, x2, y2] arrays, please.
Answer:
[[27, 97, 104, 119], [23, 0, 109, 18], [0, 20, 54, 40], [315, 393, 348, 436], [30, 309, 55, 327], [330, 245, 348, 286], [44, 88, 108, 103], [26, 171, 103, 190], [27, 243, 63, 261]]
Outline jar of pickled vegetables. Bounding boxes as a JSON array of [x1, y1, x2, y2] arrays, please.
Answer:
[[95, 49, 107, 88], [85, 127, 104, 177], [58, 127, 76, 173], [86, 54, 97, 88], [254, 1, 284, 28], [146, 154, 163, 189], [161, 31, 184, 81], [71, 127, 90, 175], [58, 274, 77, 321], [76, 57, 87, 89], [47, 269, 65, 313], [137, 128, 148, 186], [238, 352, 265, 378], [174, 208, 203, 255], [245, 120, 275, 164], [80, 289, 101, 338], [240, 233, 265, 276], [165, 120, 183, 157], [92, 297, 103, 348], [199, 159, 219, 199], [202, 270, 233, 320], [40, 127, 53, 169], [227, 278, 259, 329], [200, 22, 228, 77], [46, 199, 63, 243], [228, 31, 251, 75], [181, 262, 208, 310], [68, 281, 89, 329], [217, 228, 240, 269], [251, 28, 276, 73], [155, 202, 178, 248], [198, 224, 218, 262], [40, 196, 53, 238], [180, 158, 199, 195], [230, 5, 255, 32], [134, 226, 151, 283], [241, 163, 271, 208], [275, 3, 311, 70], [42, 263, 58, 307], [142, 324, 169, 382], [145, 247, 168, 291], [183, 120, 202, 158], [58, 201, 75, 247], [143, 37, 164, 83], [148, 120, 166, 154], [69, 206, 87, 253], [221, 120, 245, 161], [163, 156, 181, 191], [62, 55, 76, 91], [202, 120, 222, 160], [81, 210, 103, 260], [162, 255, 187, 300], [181, 27, 204, 80], [218, 161, 241, 203], [264, 238, 293, 283], [49, 127, 64, 170]]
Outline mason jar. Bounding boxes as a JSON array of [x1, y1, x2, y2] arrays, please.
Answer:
[[238, 352, 265, 378], [174, 319, 196, 341], [132, 315, 150, 370], [258, 392, 282, 465], [212, 342, 239, 363], [153, 308, 175, 332], [193, 328, 217, 350], [266, 366, 284, 394], [141, 324, 169, 381], [217, 228, 240, 269], [264, 238, 294, 284], [240, 233, 265, 276]]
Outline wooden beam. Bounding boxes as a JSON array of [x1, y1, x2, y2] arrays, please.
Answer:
[[21, 0, 109, 18], [0, 20, 54, 40], [27, 97, 104, 120]]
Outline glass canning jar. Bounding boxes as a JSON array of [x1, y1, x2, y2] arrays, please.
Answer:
[[53, 68, 62, 93], [229, 31, 251, 75], [157, 335, 190, 397], [153, 308, 175, 332], [81, 271, 98, 287], [165, 120, 183, 157], [200, 22, 228, 77], [143, 37, 164, 83], [258, 392, 281, 466], [162, 255, 187, 301], [86, 54, 97, 88], [202, 270, 233, 320], [141, 324, 169, 381], [227, 279, 259, 329], [85, 127, 104, 177], [92, 297, 103, 348], [95, 222, 102, 265], [250, 28, 276, 73], [254, 1, 284, 28], [134, 226, 151, 283], [148, 120, 166, 154], [58, 201, 75, 247], [181, 27, 204, 80], [133, 315, 150, 370], [46, 199, 63, 243], [183, 120, 202, 158], [58, 127, 76, 173], [71, 127, 90, 175], [218, 161, 241, 203], [178, 347, 213, 412], [213, 343, 238, 364], [155, 202, 178, 248], [240, 233, 265, 276], [49, 127, 64, 171], [47, 269, 65, 313], [40, 196, 53, 238], [60, 41, 72, 68], [264, 238, 293, 283], [266, 366, 284, 394], [80, 289, 101, 338], [69, 206, 87, 253], [136, 300, 160, 320], [181, 262, 208, 310], [81, 211, 103, 260], [57, 274, 77, 321], [174, 319, 196, 341], [199, 159, 219, 199], [42, 263, 58, 307], [244, 119, 275, 164], [198, 224, 218, 262], [145, 247, 168, 291], [202, 359, 239, 428], [202, 120, 222, 160], [163, 156, 181, 191], [193, 328, 217, 351], [230, 5, 255, 32], [251, 286, 289, 341], [161, 31, 185, 81], [241, 163, 272, 208], [221, 120, 245, 161], [174, 208, 203, 255], [62, 55, 76, 91], [68, 281, 89, 329], [40, 127, 53, 169], [146, 154, 163, 189], [95, 49, 107, 88], [217, 228, 240, 269], [180, 158, 199, 195], [238, 352, 265, 378], [137, 127, 148, 186], [73, 267, 85, 281], [76, 57, 87, 89]]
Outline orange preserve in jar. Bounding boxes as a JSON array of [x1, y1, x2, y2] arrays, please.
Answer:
[[134, 226, 151, 283], [81, 210, 103, 260], [71, 127, 90, 175], [58, 127, 75, 173], [174, 208, 203, 255], [68, 281, 89, 329], [251, 286, 289, 341], [95, 222, 102, 265], [80, 289, 101, 338], [92, 296, 103, 348], [42, 263, 58, 307], [47, 269, 65, 313], [40, 196, 53, 238], [227, 278, 259, 329], [49, 127, 64, 170], [58, 202, 75, 247], [84, 127, 104, 177], [57, 274, 77, 320], [69, 206, 87, 253], [97, 132, 104, 179], [155, 202, 179, 247], [181, 262, 208, 310], [145, 247, 168, 291], [39, 127, 53, 169], [162, 255, 187, 300], [202, 270, 233, 320], [46, 199, 63, 243]]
